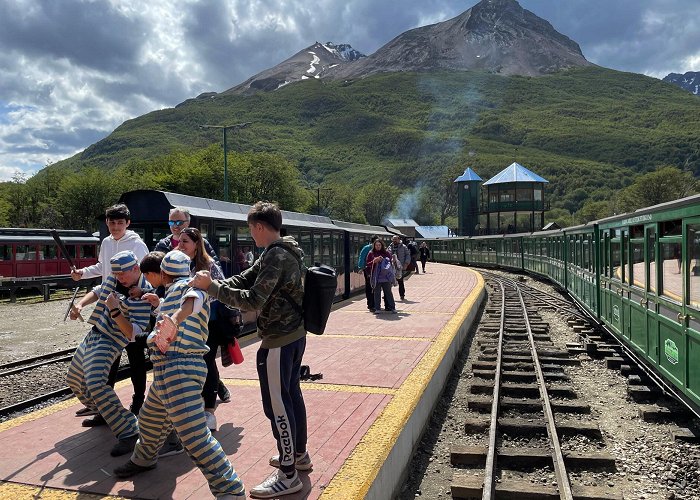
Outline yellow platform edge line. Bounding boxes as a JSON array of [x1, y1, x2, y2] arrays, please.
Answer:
[[319, 269, 485, 499], [320, 334, 434, 341], [0, 481, 128, 499]]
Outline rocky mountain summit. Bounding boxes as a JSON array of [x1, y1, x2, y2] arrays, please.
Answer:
[[226, 0, 592, 94], [663, 72, 700, 95], [330, 0, 591, 79], [224, 42, 365, 95]]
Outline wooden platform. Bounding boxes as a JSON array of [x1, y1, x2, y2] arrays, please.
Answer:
[[0, 263, 484, 499]]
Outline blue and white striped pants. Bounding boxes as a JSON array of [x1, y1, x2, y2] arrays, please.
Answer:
[[65, 328, 138, 440], [131, 356, 245, 498]]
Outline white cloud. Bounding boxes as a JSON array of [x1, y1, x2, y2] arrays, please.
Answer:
[[0, 0, 698, 180]]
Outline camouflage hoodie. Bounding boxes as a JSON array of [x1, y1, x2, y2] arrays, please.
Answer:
[[207, 236, 305, 349]]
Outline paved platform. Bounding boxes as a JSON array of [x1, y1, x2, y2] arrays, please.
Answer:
[[0, 264, 484, 499]]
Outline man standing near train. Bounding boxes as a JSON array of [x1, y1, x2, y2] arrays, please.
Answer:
[[154, 207, 218, 261]]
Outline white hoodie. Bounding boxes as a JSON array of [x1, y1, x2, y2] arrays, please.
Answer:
[[81, 230, 149, 282]]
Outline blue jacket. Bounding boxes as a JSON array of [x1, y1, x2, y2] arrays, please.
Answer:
[[358, 243, 372, 271]]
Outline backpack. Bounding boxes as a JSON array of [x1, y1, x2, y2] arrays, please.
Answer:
[[372, 256, 396, 288], [268, 243, 337, 335]]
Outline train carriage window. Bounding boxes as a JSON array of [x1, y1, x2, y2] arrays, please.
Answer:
[[300, 231, 312, 267], [630, 239, 644, 289], [687, 225, 700, 308], [0, 244, 10, 260], [44, 245, 58, 259], [80, 245, 96, 259], [611, 240, 622, 281], [321, 232, 332, 266], [583, 237, 590, 270], [647, 227, 657, 293], [660, 241, 682, 302], [16, 245, 38, 260]]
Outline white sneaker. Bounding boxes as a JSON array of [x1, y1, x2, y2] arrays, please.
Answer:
[[205, 411, 217, 431], [250, 469, 302, 498]]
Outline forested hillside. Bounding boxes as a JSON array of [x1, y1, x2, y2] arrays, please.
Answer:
[[2, 67, 699, 230]]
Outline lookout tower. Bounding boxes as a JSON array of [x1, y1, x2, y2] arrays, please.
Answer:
[[481, 162, 549, 234], [454, 167, 482, 236]]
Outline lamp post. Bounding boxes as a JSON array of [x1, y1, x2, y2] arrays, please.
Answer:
[[200, 122, 251, 202]]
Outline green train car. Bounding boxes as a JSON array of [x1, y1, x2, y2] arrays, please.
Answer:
[[424, 193, 700, 415]]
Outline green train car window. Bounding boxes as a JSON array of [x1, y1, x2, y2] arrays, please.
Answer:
[[660, 241, 682, 302], [688, 224, 700, 309], [630, 240, 644, 288]]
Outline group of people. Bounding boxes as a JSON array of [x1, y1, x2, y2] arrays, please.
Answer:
[[66, 202, 311, 498], [358, 234, 430, 314]]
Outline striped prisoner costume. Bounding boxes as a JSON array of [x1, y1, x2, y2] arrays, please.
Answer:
[[130, 251, 244, 498], [66, 257, 152, 441]]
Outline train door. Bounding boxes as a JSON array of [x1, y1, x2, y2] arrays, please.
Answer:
[[0, 243, 13, 277], [656, 220, 685, 386], [683, 220, 700, 400], [627, 225, 650, 353]]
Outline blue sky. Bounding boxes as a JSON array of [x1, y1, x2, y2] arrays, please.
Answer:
[[0, 0, 698, 181]]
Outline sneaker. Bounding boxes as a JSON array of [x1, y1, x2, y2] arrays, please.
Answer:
[[75, 406, 97, 417], [387, 309, 398, 314], [110, 435, 138, 457], [82, 414, 107, 427], [113, 459, 156, 479], [369, 308, 376, 313], [205, 411, 218, 431], [269, 451, 313, 471], [250, 469, 303, 498], [400, 295, 405, 300], [158, 435, 184, 458], [218, 380, 231, 403]]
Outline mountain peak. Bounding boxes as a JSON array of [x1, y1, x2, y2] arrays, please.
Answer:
[[330, 0, 591, 79], [663, 71, 700, 95], [224, 41, 365, 94]]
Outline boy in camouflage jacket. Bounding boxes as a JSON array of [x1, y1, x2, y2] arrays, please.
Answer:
[[190, 201, 309, 498]]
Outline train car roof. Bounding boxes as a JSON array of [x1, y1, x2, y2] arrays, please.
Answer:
[[120, 190, 339, 231], [0, 228, 98, 244], [330, 220, 393, 236], [595, 194, 700, 227]]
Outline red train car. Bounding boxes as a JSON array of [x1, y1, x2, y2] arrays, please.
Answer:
[[0, 228, 99, 279]]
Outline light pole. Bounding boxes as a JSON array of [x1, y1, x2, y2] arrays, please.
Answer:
[[200, 122, 251, 202]]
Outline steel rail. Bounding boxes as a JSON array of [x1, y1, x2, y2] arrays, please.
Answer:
[[0, 354, 74, 377], [0, 347, 77, 371], [518, 286, 574, 499], [482, 280, 506, 500]]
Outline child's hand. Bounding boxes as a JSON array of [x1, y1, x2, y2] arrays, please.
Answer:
[[105, 292, 120, 310], [129, 287, 144, 299], [141, 293, 160, 308], [154, 315, 177, 354]]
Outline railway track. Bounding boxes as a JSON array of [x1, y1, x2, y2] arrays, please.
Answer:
[[451, 274, 620, 499], [0, 347, 76, 377]]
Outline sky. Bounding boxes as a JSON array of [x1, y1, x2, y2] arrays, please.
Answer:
[[1, 0, 699, 182]]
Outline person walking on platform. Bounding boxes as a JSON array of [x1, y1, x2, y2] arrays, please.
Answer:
[[419, 241, 430, 273], [407, 238, 419, 274], [358, 235, 379, 312], [113, 250, 246, 499], [66, 250, 153, 457], [71, 204, 150, 422], [367, 238, 398, 313], [190, 202, 309, 498], [389, 235, 410, 300]]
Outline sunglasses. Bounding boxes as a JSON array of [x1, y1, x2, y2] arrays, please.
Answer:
[[168, 220, 187, 227]]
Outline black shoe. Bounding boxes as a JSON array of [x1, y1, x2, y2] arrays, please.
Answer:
[[75, 406, 98, 417], [82, 414, 107, 427], [158, 438, 184, 457], [110, 435, 138, 457], [114, 459, 156, 479], [129, 396, 144, 416], [217, 380, 231, 403]]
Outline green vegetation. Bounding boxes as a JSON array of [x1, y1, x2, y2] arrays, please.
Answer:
[[3, 66, 699, 230]]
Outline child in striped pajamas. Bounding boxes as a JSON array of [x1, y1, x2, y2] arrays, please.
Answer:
[[66, 250, 153, 457], [114, 250, 245, 499]]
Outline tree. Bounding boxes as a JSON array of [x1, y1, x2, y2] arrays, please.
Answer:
[[323, 183, 366, 223], [576, 200, 613, 223], [617, 166, 698, 212], [57, 168, 122, 230], [358, 182, 400, 225]]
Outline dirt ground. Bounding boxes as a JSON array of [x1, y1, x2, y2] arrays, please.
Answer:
[[0, 295, 95, 363]]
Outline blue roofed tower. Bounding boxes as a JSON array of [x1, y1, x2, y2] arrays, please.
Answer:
[[454, 167, 482, 236], [482, 162, 550, 234]]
